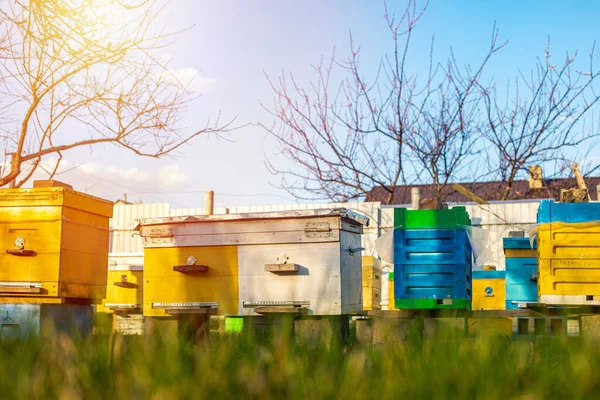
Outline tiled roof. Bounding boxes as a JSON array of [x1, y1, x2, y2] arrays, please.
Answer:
[[366, 177, 600, 204]]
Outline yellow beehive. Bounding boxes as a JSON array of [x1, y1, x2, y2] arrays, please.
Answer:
[[472, 273, 506, 310], [538, 222, 600, 296], [96, 254, 144, 314], [362, 256, 381, 310], [0, 181, 113, 303]]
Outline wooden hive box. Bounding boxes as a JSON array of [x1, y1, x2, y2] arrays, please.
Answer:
[[362, 255, 381, 310], [96, 253, 143, 314], [0, 182, 113, 303], [136, 208, 369, 317], [472, 271, 506, 310]]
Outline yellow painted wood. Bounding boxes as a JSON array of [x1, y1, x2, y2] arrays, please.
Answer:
[[362, 256, 381, 287], [472, 278, 506, 310], [504, 249, 537, 258], [0, 296, 64, 304], [362, 286, 381, 310], [538, 222, 600, 296], [97, 270, 143, 314], [143, 246, 239, 317], [362, 256, 382, 310], [0, 186, 112, 301], [388, 275, 396, 310]]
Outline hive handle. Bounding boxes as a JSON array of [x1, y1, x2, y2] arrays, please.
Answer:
[[264, 263, 299, 272], [6, 249, 37, 257], [173, 265, 209, 273]]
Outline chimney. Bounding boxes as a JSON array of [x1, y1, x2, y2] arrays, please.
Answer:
[[205, 190, 214, 215], [411, 187, 420, 210], [528, 166, 543, 189]]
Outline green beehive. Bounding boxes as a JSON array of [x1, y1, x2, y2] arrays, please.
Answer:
[[394, 207, 471, 229]]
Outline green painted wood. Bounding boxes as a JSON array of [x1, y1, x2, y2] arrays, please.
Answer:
[[395, 298, 472, 310], [394, 207, 471, 229]]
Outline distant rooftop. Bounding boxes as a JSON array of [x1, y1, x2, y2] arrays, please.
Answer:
[[366, 176, 600, 204]]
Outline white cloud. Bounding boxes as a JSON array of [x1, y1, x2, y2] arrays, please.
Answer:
[[12, 159, 189, 203], [168, 67, 220, 92]]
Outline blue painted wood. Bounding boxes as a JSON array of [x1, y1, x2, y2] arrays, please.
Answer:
[[393, 228, 473, 305], [537, 200, 600, 223], [503, 237, 536, 250], [394, 262, 472, 301], [505, 257, 538, 307], [472, 270, 506, 279], [0, 304, 92, 339], [393, 229, 472, 265]]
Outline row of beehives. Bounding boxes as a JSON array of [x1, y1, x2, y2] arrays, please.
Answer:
[[384, 200, 600, 311], [2, 182, 599, 320], [97, 253, 382, 317], [0, 182, 375, 317], [101, 208, 372, 317], [422, 200, 600, 311]]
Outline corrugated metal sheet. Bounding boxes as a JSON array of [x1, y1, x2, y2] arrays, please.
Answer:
[[109, 199, 539, 305]]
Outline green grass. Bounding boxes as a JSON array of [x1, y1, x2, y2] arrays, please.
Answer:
[[0, 326, 599, 399]]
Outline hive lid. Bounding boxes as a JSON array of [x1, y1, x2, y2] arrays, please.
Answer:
[[0, 185, 113, 218], [537, 200, 600, 224], [134, 207, 369, 229], [503, 237, 537, 250], [393, 206, 471, 229]]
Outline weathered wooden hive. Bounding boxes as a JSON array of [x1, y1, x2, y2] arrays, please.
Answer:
[[136, 208, 369, 317]]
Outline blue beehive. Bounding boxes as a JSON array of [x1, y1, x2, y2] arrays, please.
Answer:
[[394, 228, 472, 308], [504, 237, 537, 309], [537, 200, 600, 223], [503, 237, 537, 249]]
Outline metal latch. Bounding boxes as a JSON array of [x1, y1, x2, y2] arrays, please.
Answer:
[[0, 281, 43, 294], [348, 247, 365, 256], [305, 222, 331, 238], [243, 301, 310, 308]]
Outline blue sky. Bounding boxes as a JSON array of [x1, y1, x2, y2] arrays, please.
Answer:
[[38, 0, 600, 208]]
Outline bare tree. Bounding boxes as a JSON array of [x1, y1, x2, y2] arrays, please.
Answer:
[[480, 39, 600, 200], [0, 0, 234, 188], [261, 0, 504, 204], [404, 29, 504, 202]]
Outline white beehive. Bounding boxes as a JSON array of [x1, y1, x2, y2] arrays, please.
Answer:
[[136, 208, 369, 316]]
